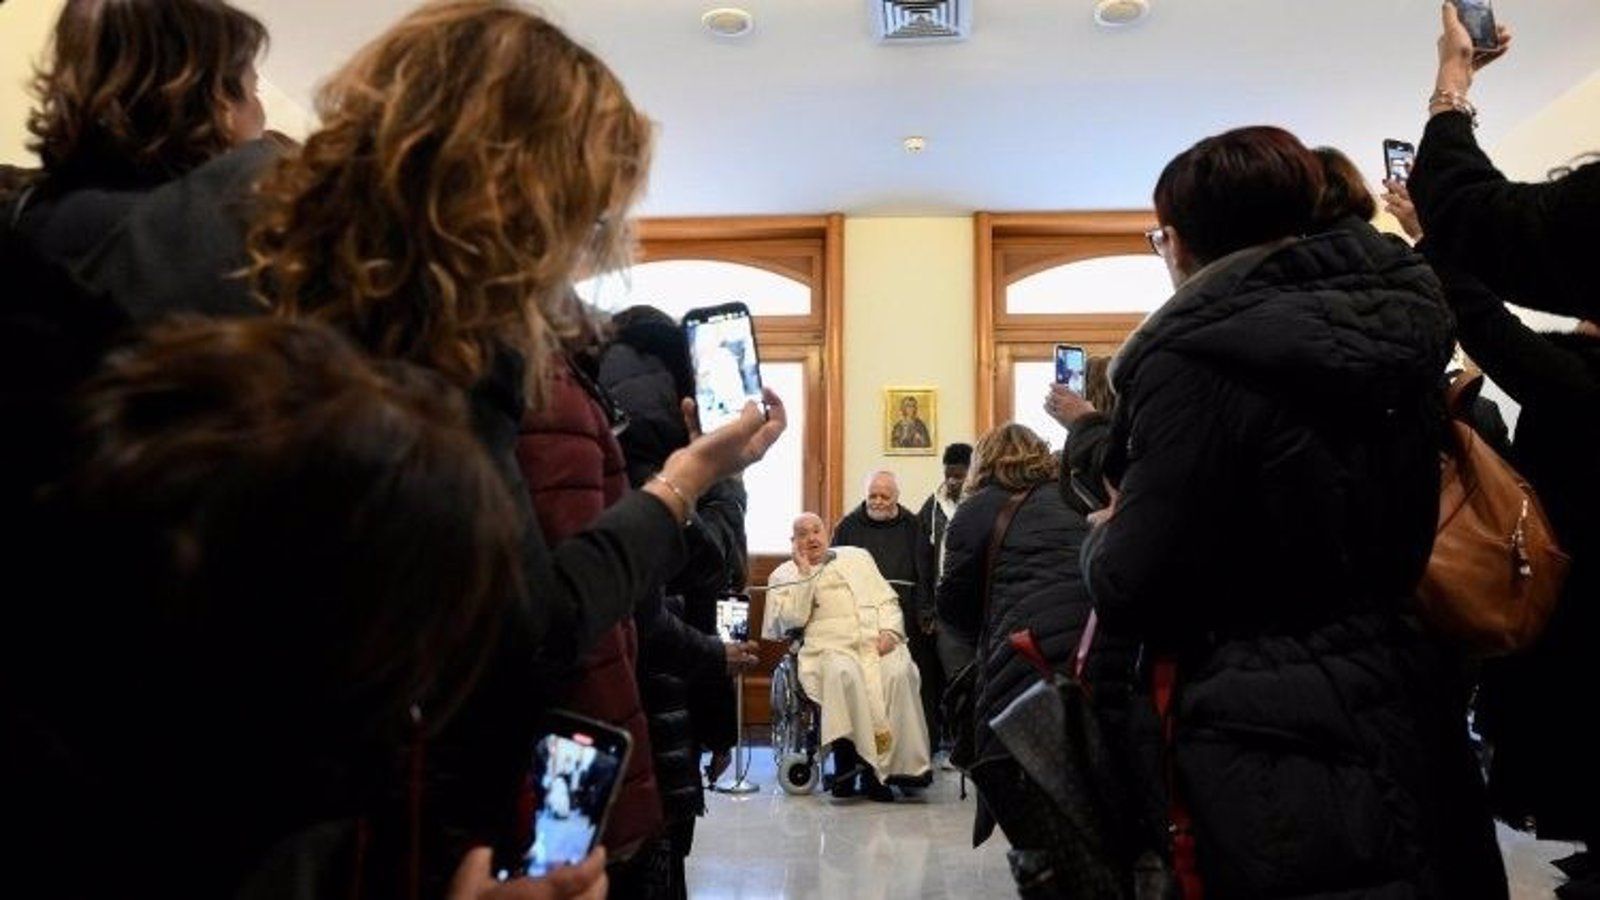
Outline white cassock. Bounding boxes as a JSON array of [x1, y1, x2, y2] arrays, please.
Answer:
[[763, 546, 931, 780]]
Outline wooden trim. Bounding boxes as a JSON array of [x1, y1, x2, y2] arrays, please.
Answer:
[[994, 313, 1147, 345], [987, 210, 1157, 237], [976, 210, 1158, 435], [631, 212, 844, 534], [637, 215, 834, 243], [824, 213, 845, 525], [974, 212, 996, 439]]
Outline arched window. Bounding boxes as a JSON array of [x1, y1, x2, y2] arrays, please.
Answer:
[[977, 213, 1169, 450], [577, 258, 819, 555]]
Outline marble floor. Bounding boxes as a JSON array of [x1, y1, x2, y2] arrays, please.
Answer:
[[686, 747, 1580, 900]]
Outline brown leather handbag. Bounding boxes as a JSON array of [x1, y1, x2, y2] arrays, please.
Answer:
[[1415, 371, 1569, 656]]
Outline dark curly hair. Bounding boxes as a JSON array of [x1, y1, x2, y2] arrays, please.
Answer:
[[28, 0, 267, 184]]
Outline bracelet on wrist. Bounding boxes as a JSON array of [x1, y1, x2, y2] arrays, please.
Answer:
[[650, 472, 694, 526], [1429, 89, 1479, 128]]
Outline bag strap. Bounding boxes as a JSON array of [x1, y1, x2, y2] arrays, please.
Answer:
[[1072, 611, 1099, 681], [1444, 368, 1486, 421], [1006, 610, 1099, 692], [1008, 629, 1054, 680], [978, 486, 1035, 624], [1153, 659, 1205, 899]]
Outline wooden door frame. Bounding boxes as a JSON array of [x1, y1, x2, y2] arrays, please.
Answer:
[[974, 211, 1156, 434]]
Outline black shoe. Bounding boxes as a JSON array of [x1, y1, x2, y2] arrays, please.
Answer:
[[1555, 875, 1600, 900], [829, 776, 859, 799], [861, 772, 895, 803], [887, 771, 934, 790], [1556, 853, 1595, 880]]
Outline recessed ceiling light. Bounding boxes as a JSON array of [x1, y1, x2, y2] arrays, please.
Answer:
[[1094, 0, 1150, 27], [903, 136, 927, 154], [702, 7, 754, 38]]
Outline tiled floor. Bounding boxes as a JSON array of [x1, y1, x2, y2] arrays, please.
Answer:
[[687, 748, 1580, 899]]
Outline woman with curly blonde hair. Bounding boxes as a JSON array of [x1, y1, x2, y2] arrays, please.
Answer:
[[936, 422, 1107, 897], [247, 2, 782, 896]]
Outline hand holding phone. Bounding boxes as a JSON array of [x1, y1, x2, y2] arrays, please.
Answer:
[[683, 303, 767, 435], [1054, 344, 1087, 395], [1448, 0, 1499, 51]]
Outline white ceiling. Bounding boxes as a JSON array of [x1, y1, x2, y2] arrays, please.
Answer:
[[239, 0, 1600, 216]]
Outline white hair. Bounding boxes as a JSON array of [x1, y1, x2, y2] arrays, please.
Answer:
[[863, 470, 900, 497]]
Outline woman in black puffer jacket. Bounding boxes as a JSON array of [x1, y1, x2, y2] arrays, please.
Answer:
[[1084, 125, 1505, 899], [936, 423, 1110, 898], [598, 306, 754, 900]]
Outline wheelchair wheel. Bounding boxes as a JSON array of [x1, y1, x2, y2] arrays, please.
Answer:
[[778, 752, 818, 795]]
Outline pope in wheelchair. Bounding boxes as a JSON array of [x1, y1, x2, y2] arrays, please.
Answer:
[[763, 513, 932, 800]]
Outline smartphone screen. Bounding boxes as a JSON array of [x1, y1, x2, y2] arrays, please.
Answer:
[[513, 714, 631, 879], [1055, 344, 1087, 394], [715, 596, 750, 643], [683, 303, 766, 434], [1384, 140, 1416, 184], [1450, 0, 1498, 50]]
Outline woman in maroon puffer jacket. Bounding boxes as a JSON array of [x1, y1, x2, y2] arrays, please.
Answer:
[[517, 356, 662, 858]]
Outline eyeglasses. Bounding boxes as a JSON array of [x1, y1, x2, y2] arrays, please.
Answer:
[[1145, 226, 1168, 256]]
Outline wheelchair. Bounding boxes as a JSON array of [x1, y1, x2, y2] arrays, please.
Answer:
[[768, 627, 826, 795]]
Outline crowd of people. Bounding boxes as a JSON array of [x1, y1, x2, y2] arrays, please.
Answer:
[[1, 0, 1596, 898]]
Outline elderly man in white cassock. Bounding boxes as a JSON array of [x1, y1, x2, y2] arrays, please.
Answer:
[[763, 512, 932, 801]]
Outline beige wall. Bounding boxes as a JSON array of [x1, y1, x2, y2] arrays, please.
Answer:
[[0, 0, 64, 165], [841, 217, 974, 516]]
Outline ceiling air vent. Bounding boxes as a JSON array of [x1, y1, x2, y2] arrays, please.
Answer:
[[872, 0, 971, 44]]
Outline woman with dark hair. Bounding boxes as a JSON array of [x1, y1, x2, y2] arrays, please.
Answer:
[[936, 423, 1107, 898], [14, 0, 268, 270], [1084, 125, 1506, 897], [6, 318, 525, 896], [247, 0, 783, 890], [1312, 145, 1378, 228]]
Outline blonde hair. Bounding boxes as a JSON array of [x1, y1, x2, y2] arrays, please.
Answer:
[[964, 423, 1057, 497], [248, 0, 651, 409]]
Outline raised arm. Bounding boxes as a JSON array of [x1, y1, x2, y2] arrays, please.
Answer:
[[1410, 110, 1600, 319]]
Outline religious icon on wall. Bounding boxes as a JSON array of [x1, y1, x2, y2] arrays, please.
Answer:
[[884, 387, 937, 456]]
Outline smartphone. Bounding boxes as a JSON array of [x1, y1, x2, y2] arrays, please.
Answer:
[[683, 302, 766, 434], [716, 595, 751, 643], [1383, 139, 1416, 184], [1054, 344, 1087, 394], [509, 711, 632, 880], [1449, 0, 1498, 51]]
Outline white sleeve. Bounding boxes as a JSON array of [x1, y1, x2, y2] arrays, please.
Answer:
[[762, 563, 813, 640]]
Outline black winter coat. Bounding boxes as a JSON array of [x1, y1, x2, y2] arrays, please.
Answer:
[[1059, 411, 1114, 515], [936, 484, 1092, 774], [598, 334, 748, 825], [13, 140, 276, 323], [834, 504, 929, 626], [1433, 266, 1600, 841], [1409, 109, 1600, 321], [1084, 224, 1506, 899]]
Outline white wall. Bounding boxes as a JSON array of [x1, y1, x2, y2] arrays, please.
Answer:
[[842, 217, 974, 516]]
